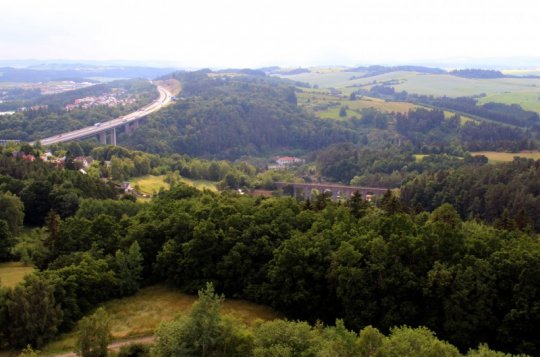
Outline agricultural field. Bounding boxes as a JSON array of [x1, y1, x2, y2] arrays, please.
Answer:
[[279, 70, 365, 88], [130, 175, 218, 196], [388, 74, 540, 98], [284, 69, 540, 115], [0, 262, 34, 287], [41, 285, 279, 355], [478, 91, 540, 113], [472, 151, 540, 163], [297, 89, 419, 120]]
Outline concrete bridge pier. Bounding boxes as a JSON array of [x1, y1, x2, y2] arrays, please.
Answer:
[[110, 128, 116, 146], [99, 132, 107, 144], [124, 120, 140, 136]]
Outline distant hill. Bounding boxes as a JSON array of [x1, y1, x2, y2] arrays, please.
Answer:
[[348, 65, 446, 77], [449, 69, 505, 79], [277, 68, 310, 75], [215, 68, 267, 76], [0, 65, 176, 82]]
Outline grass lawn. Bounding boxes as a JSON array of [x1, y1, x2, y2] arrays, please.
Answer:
[[0, 262, 34, 287], [472, 151, 540, 163], [130, 175, 170, 195], [130, 175, 219, 196], [41, 285, 280, 355], [179, 177, 219, 192]]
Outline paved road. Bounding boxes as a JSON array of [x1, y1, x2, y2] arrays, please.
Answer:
[[37, 84, 173, 146], [49, 335, 155, 357]]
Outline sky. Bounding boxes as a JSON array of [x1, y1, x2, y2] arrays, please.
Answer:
[[1, 0, 539, 68]]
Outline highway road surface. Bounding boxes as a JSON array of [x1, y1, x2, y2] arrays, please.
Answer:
[[36, 84, 173, 146]]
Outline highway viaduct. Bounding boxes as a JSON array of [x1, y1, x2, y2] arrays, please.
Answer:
[[35, 84, 173, 147]]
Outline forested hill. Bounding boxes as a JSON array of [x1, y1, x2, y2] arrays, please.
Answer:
[[124, 70, 359, 159]]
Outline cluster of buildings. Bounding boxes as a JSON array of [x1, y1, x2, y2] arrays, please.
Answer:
[[39, 152, 96, 172], [65, 90, 136, 111], [19, 104, 48, 112], [40, 81, 94, 95], [8, 150, 98, 173]]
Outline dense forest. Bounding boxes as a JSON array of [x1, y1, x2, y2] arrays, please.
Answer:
[[449, 69, 505, 78], [0, 152, 118, 226], [1, 175, 539, 355], [401, 157, 540, 231], [315, 143, 472, 186], [394, 108, 535, 152], [124, 71, 359, 158]]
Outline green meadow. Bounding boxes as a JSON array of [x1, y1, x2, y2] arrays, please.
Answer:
[[130, 175, 219, 196], [0, 262, 34, 288], [40, 285, 279, 355]]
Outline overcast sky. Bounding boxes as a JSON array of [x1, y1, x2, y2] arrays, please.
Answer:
[[1, 0, 539, 68]]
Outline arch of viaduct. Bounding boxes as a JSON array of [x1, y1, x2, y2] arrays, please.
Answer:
[[274, 182, 389, 201]]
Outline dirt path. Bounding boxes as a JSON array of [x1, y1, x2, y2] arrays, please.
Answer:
[[50, 335, 155, 357]]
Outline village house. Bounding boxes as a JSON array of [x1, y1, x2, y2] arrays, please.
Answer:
[[276, 156, 303, 166], [73, 156, 94, 169]]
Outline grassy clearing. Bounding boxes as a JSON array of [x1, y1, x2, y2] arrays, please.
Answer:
[[178, 177, 219, 192], [130, 175, 219, 196], [314, 99, 418, 119], [472, 151, 540, 163], [298, 89, 419, 120], [130, 175, 170, 195], [443, 110, 477, 125], [0, 262, 34, 287], [41, 285, 279, 355]]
